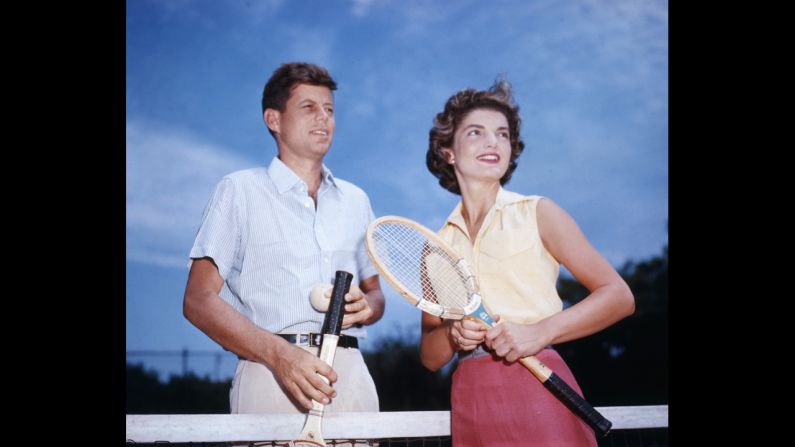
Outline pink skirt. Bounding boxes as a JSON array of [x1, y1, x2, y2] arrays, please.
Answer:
[[451, 348, 598, 447]]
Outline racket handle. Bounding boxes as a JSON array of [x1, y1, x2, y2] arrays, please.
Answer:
[[320, 271, 353, 338], [544, 373, 612, 437], [518, 356, 611, 437], [292, 272, 352, 447]]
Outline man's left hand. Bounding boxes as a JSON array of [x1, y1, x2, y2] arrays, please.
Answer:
[[340, 284, 372, 329]]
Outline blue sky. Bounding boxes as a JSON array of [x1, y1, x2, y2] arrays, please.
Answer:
[[126, 0, 668, 375]]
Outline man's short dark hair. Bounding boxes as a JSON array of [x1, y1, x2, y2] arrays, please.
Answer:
[[262, 62, 337, 113]]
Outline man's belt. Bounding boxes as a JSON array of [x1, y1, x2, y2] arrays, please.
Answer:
[[277, 333, 359, 349]]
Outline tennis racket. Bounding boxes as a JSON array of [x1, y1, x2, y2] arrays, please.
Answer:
[[364, 216, 612, 437], [289, 270, 353, 447]]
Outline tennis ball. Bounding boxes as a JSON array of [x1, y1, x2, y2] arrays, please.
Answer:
[[309, 283, 333, 311]]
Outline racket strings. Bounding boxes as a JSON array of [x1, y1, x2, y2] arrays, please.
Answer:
[[370, 223, 471, 309]]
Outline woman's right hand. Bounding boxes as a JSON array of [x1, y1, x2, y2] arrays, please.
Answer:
[[449, 319, 487, 351]]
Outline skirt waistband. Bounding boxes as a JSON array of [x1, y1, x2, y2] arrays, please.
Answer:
[[458, 344, 554, 362]]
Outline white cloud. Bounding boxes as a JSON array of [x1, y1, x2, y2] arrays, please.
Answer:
[[350, 0, 379, 17], [151, 0, 286, 26], [240, 0, 286, 21], [126, 121, 257, 268], [281, 26, 336, 69]]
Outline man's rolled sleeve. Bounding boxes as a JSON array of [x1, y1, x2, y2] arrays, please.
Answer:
[[188, 177, 241, 280]]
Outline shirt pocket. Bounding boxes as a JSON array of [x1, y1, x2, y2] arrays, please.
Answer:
[[241, 240, 300, 288]]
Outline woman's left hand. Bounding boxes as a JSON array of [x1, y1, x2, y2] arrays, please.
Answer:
[[484, 315, 552, 362]]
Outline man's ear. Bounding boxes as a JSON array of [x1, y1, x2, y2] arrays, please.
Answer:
[[264, 109, 280, 134]]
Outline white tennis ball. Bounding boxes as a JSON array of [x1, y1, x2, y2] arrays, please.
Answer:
[[309, 283, 333, 311]]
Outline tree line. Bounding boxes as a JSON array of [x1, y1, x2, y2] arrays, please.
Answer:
[[127, 244, 667, 414]]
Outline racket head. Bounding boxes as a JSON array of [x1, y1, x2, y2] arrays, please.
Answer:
[[365, 216, 481, 319]]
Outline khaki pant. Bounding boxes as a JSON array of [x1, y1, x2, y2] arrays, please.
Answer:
[[230, 345, 379, 446]]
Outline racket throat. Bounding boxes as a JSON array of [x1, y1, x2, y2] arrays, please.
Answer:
[[417, 299, 460, 319], [461, 295, 494, 328], [292, 408, 326, 447]]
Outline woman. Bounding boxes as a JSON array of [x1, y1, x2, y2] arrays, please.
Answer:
[[421, 79, 635, 446]]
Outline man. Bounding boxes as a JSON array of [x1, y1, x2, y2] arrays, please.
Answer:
[[183, 62, 384, 415]]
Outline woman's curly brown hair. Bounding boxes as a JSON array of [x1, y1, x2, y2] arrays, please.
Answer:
[[426, 79, 525, 195]]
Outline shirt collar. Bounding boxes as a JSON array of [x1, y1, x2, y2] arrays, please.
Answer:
[[267, 156, 340, 195], [443, 187, 524, 231], [494, 187, 526, 209]]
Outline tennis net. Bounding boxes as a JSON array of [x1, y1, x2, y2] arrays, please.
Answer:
[[126, 405, 667, 446]]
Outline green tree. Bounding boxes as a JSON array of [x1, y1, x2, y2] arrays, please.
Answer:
[[363, 335, 453, 410], [126, 363, 231, 414], [555, 244, 668, 405]]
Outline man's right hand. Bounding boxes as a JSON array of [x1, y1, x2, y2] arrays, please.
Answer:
[[184, 259, 339, 410], [270, 342, 338, 410]]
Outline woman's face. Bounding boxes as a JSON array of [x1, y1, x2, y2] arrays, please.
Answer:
[[443, 108, 512, 188]]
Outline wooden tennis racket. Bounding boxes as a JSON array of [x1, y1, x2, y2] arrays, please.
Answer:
[[364, 216, 612, 437], [289, 270, 353, 447]]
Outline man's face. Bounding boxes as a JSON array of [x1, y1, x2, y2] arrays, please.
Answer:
[[267, 83, 335, 161]]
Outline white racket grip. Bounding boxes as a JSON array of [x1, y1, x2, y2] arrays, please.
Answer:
[[306, 335, 340, 419], [318, 334, 340, 370]]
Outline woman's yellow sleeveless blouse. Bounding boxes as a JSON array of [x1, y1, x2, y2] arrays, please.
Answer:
[[437, 188, 563, 325]]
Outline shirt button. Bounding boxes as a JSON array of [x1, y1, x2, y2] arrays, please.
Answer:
[[304, 200, 312, 208]]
